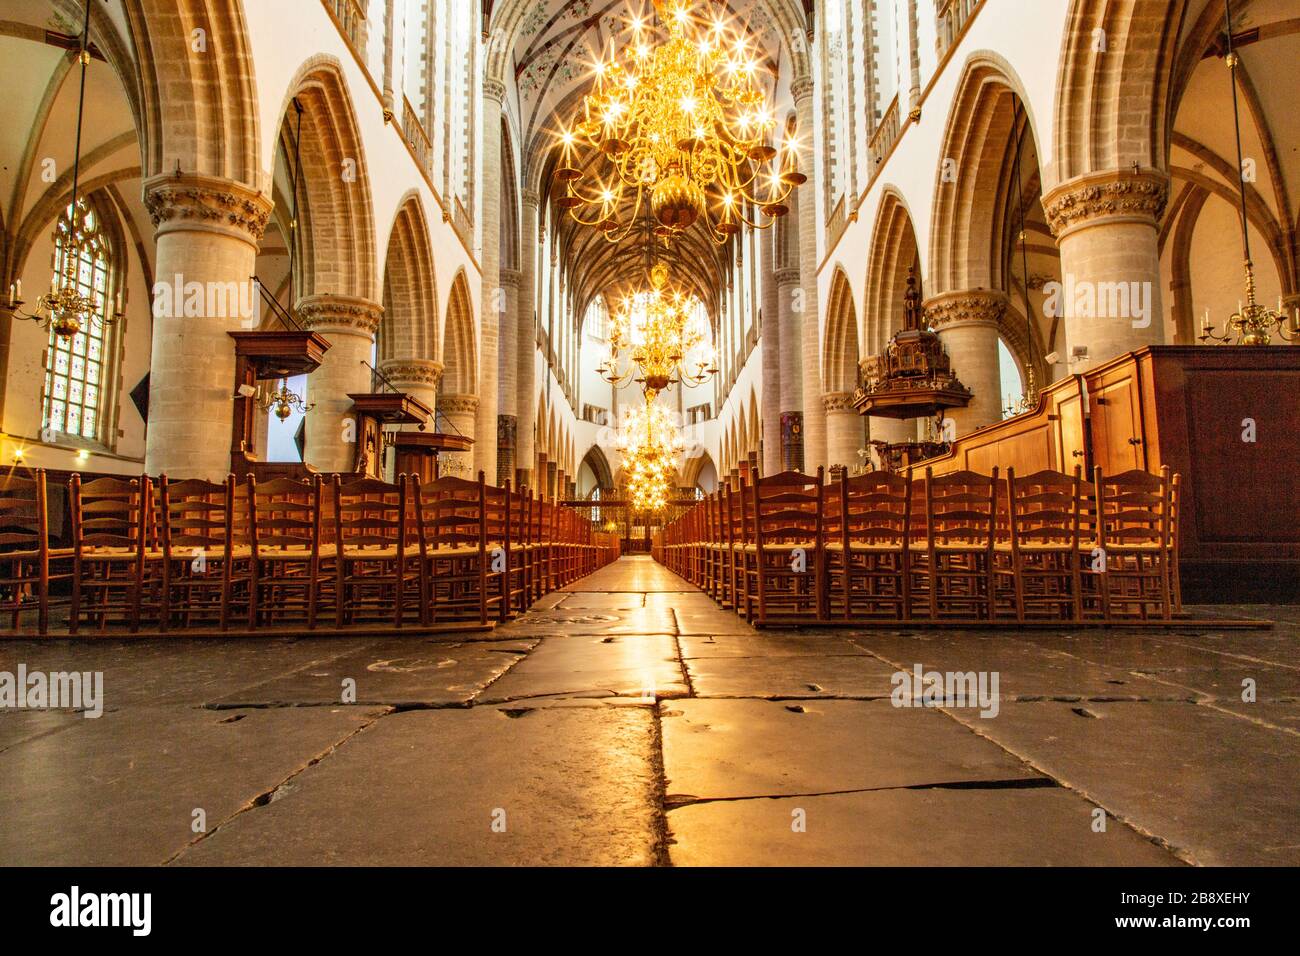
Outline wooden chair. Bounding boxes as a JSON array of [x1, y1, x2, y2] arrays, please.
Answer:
[[505, 482, 533, 616], [740, 468, 824, 626], [0, 469, 71, 634], [69, 474, 151, 634], [415, 472, 494, 625], [997, 467, 1084, 623], [246, 475, 321, 630], [1092, 467, 1174, 621], [157, 475, 244, 631], [331, 474, 414, 628], [826, 470, 911, 622], [484, 480, 513, 621], [918, 468, 999, 621]]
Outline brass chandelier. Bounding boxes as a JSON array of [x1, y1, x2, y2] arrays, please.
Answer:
[[9, 1, 122, 341], [618, 398, 685, 513], [1199, 0, 1298, 346], [555, 0, 804, 244], [597, 261, 718, 398]]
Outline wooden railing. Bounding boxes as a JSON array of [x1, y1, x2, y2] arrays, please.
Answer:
[[402, 96, 432, 172], [868, 95, 901, 172], [327, 0, 367, 52], [936, 0, 980, 59], [453, 195, 473, 243], [825, 194, 847, 249]]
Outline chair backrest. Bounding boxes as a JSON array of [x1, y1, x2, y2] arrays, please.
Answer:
[[485, 481, 510, 550], [332, 475, 405, 552], [1094, 466, 1172, 549], [924, 468, 998, 549], [0, 469, 48, 556], [247, 476, 319, 554], [840, 470, 910, 548], [71, 474, 148, 554], [751, 469, 824, 550], [417, 472, 486, 553], [159, 475, 234, 557], [1005, 467, 1082, 550]]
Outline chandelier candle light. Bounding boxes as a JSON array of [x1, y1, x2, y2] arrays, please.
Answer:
[[9, 2, 123, 340], [618, 398, 686, 513], [555, 0, 804, 244]]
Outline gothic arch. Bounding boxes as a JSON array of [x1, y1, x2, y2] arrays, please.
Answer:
[[277, 56, 377, 304], [930, 53, 1039, 296], [1051, 0, 1186, 187], [822, 267, 861, 393], [379, 193, 438, 363], [864, 188, 922, 355], [441, 269, 477, 394]]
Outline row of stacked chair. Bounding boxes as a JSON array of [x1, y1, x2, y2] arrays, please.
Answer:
[[654, 465, 1182, 627], [0, 470, 619, 636]]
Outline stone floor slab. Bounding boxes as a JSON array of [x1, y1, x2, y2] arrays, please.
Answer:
[[557, 592, 646, 610], [482, 634, 686, 701], [501, 606, 678, 637], [679, 632, 871, 659], [685, 654, 899, 698], [173, 707, 660, 866]]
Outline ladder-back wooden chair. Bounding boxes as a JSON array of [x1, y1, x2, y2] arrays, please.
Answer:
[[740, 468, 824, 626], [416, 473, 490, 625], [331, 474, 414, 628], [1092, 466, 1174, 621], [484, 481, 514, 621], [157, 475, 243, 631], [998, 467, 1084, 623], [0, 469, 71, 634], [919, 468, 999, 622], [69, 474, 151, 634], [246, 475, 321, 630], [827, 470, 911, 622]]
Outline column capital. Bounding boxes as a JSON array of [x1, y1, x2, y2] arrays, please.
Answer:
[[822, 391, 856, 413], [923, 290, 1007, 331], [439, 393, 479, 415], [483, 77, 508, 103], [1042, 167, 1169, 238], [142, 172, 272, 246], [499, 268, 521, 288], [521, 188, 541, 209], [379, 358, 444, 389], [774, 267, 801, 285], [790, 75, 815, 102], [297, 293, 383, 337]]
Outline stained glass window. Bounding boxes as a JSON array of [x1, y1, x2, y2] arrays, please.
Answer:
[[42, 201, 114, 442]]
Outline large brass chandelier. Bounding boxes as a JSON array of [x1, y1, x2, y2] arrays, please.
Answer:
[[555, 0, 804, 244], [618, 399, 685, 513], [597, 261, 718, 398]]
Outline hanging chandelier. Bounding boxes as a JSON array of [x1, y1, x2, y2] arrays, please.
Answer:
[[1198, 0, 1298, 346], [597, 260, 718, 398], [555, 0, 804, 245], [9, 3, 122, 341], [618, 399, 685, 513]]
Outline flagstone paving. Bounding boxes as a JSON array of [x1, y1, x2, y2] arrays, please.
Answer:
[[1, 555, 1297, 866]]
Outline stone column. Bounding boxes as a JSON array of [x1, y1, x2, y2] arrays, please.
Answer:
[[438, 393, 478, 476], [924, 290, 1006, 436], [774, 266, 803, 471], [792, 76, 825, 474], [497, 267, 519, 486], [823, 391, 862, 471], [516, 190, 539, 490], [760, 230, 782, 476], [299, 294, 383, 473], [1041, 167, 1169, 372], [142, 173, 272, 481], [476, 78, 506, 483]]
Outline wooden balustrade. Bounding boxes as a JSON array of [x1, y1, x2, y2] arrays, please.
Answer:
[[869, 95, 901, 171], [402, 96, 432, 172]]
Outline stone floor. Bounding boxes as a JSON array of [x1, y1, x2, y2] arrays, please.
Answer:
[[1, 555, 1297, 866]]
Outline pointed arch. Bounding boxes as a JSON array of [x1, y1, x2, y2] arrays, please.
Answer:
[[441, 269, 477, 394], [822, 267, 861, 394], [379, 192, 437, 363], [277, 56, 377, 303], [864, 188, 922, 355], [929, 53, 1038, 296]]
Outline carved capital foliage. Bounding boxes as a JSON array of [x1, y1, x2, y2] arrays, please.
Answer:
[[822, 391, 855, 413], [439, 393, 480, 415], [498, 268, 521, 289], [1042, 168, 1169, 237], [923, 290, 1007, 330], [483, 78, 508, 103], [297, 294, 384, 336], [773, 267, 802, 285], [142, 173, 272, 243], [380, 358, 444, 388], [790, 75, 815, 102]]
